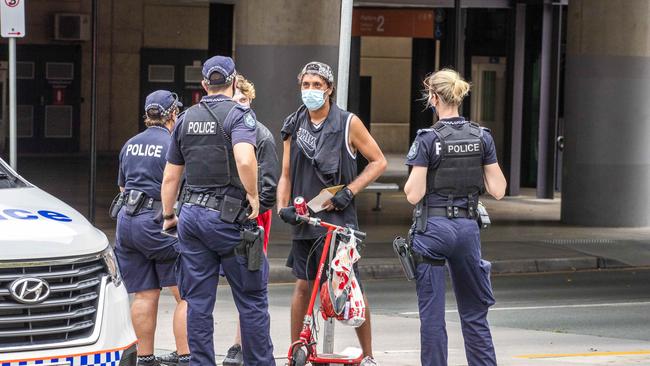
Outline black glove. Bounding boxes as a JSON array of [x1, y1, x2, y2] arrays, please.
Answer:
[[279, 206, 300, 226], [331, 187, 354, 210]]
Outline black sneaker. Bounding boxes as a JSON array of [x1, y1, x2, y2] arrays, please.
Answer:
[[137, 356, 162, 366], [222, 344, 244, 366], [156, 351, 178, 366]]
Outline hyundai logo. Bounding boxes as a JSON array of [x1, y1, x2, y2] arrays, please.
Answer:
[[9, 277, 51, 304]]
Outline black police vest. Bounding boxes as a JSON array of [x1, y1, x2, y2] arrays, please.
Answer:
[[180, 100, 243, 192], [426, 121, 485, 205]]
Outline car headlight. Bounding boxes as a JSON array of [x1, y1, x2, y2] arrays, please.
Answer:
[[102, 246, 122, 287]]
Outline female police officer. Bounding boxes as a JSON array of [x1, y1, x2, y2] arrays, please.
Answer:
[[115, 90, 190, 365], [404, 69, 507, 366]]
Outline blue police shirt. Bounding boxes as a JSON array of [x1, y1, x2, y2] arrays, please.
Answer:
[[166, 94, 257, 195], [118, 125, 171, 200], [167, 94, 257, 165], [405, 117, 498, 208]]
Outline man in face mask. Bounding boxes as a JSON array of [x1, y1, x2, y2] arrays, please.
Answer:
[[277, 61, 388, 366]]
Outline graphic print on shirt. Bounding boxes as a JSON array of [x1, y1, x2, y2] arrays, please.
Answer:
[[296, 127, 318, 160]]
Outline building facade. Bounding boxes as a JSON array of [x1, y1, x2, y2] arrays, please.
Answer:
[[4, 0, 647, 226]]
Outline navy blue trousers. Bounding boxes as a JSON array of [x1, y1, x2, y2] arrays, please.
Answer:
[[177, 204, 274, 366], [412, 217, 497, 366]]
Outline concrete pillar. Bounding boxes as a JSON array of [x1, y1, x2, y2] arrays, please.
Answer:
[[562, 0, 650, 226], [234, 0, 341, 140]]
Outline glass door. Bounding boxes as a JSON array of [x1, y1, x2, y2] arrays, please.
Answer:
[[470, 56, 507, 162]]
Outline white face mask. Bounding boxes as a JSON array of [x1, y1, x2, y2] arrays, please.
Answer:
[[302, 89, 326, 111], [233, 89, 251, 108]]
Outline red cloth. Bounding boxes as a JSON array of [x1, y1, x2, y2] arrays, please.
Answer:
[[256, 210, 272, 253]]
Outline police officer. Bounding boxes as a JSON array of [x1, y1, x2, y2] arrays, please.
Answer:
[[222, 74, 279, 366], [160, 56, 274, 366], [233, 74, 278, 253], [115, 90, 190, 366], [404, 68, 507, 366], [277, 61, 387, 366]]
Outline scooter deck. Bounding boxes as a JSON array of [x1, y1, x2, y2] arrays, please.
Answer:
[[310, 353, 364, 364]]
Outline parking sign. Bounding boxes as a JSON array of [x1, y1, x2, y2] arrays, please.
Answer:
[[1, 0, 26, 38]]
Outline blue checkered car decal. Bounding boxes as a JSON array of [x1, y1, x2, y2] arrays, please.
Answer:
[[2, 349, 123, 366]]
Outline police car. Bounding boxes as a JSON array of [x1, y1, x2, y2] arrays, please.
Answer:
[[0, 158, 137, 365]]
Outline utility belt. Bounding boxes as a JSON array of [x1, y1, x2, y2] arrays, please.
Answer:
[[109, 190, 161, 219], [413, 199, 491, 233], [428, 206, 475, 219], [393, 236, 445, 281], [222, 226, 265, 271], [181, 191, 250, 225], [426, 204, 490, 229]]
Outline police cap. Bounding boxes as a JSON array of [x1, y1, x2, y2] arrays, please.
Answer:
[[144, 90, 183, 117], [203, 55, 236, 85]]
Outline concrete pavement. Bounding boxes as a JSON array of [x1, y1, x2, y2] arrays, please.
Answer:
[[8, 156, 650, 365], [264, 189, 650, 282], [153, 269, 650, 365]]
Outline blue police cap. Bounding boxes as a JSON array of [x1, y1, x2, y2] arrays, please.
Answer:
[[202, 55, 236, 85], [144, 90, 183, 116]]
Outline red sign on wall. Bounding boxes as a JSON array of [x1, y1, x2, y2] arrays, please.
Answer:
[[192, 90, 202, 105], [4, 0, 19, 8], [53, 87, 66, 105], [352, 8, 435, 38]]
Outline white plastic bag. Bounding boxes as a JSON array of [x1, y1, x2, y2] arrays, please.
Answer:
[[328, 234, 366, 327]]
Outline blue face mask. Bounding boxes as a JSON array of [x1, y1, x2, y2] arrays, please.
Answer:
[[302, 89, 326, 111], [429, 96, 438, 116]]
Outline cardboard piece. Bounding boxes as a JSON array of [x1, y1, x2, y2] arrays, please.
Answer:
[[307, 185, 344, 213]]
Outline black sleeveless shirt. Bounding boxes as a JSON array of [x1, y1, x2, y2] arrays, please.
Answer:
[[281, 104, 358, 239]]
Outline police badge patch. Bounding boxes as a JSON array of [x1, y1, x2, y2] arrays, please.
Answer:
[[244, 113, 256, 129], [407, 141, 419, 160]]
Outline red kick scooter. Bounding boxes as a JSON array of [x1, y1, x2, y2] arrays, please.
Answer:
[[286, 213, 367, 366]]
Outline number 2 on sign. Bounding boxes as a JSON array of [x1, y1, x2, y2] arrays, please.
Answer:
[[5, 0, 19, 7], [376, 15, 385, 32]]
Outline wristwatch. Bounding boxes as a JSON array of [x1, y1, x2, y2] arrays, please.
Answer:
[[162, 212, 175, 220]]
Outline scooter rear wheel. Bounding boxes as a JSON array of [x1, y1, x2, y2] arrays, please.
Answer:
[[292, 347, 308, 366]]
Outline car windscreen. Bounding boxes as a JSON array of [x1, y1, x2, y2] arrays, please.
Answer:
[[0, 160, 28, 188]]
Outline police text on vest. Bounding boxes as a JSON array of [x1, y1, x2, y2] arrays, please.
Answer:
[[447, 143, 480, 154], [126, 144, 163, 158], [187, 121, 217, 135]]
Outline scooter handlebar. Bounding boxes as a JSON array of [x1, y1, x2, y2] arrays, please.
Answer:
[[296, 214, 367, 240], [296, 214, 320, 226], [353, 230, 367, 240]]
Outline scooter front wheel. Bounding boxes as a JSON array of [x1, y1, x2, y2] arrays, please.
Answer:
[[292, 347, 309, 366]]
